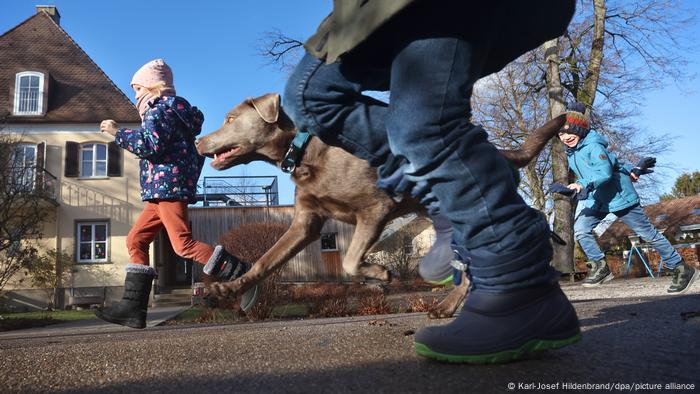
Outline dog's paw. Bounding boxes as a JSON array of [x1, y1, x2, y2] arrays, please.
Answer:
[[358, 263, 392, 282], [427, 305, 457, 319], [202, 293, 220, 309]]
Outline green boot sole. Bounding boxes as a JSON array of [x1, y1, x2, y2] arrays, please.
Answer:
[[415, 332, 581, 364]]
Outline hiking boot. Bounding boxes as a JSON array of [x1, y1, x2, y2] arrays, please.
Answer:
[[667, 261, 699, 294], [414, 282, 581, 364], [204, 245, 261, 311], [95, 265, 155, 329], [582, 259, 614, 287]]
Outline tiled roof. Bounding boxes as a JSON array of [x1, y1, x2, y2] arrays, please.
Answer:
[[599, 195, 700, 249], [0, 11, 140, 123]]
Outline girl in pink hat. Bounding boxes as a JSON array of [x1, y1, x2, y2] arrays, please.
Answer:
[[98, 59, 258, 328]]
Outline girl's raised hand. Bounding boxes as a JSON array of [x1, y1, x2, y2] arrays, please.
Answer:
[[100, 119, 119, 136]]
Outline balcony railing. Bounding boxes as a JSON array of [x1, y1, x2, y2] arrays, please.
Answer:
[[196, 176, 279, 207], [3, 166, 58, 202]]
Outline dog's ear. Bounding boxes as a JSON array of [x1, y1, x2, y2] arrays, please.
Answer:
[[250, 93, 280, 124]]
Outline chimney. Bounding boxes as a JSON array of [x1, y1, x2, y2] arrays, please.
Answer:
[[35, 5, 61, 25]]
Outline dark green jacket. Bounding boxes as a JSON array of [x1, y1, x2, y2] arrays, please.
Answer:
[[306, 0, 575, 77]]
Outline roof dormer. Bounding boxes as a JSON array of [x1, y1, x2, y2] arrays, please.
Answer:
[[12, 71, 49, 116]]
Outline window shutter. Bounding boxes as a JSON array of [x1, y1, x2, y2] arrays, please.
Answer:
[[36, 142, 46, 190], [64, 141, 79, 177], [107, 142, 122, 177], [36, 142, 46, 170]]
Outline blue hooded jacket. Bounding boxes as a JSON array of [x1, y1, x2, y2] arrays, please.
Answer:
[[115, 96, 204, 203], [566, 130, 638, 213]]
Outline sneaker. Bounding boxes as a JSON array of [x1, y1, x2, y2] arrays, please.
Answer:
[[414, 282, 581, 364], [582, 259, 614, 287], [204, 245, 261, 311], [667, 262, 699, 294]]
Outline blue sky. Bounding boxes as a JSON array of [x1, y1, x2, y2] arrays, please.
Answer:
[[2, 1, 699, 205]]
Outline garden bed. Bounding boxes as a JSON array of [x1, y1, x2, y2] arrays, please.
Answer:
[[163, 281, 450, 326]]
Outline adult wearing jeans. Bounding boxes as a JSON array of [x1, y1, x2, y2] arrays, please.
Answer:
[[560, 103, 698, 293], [283, 1, 580, 363]]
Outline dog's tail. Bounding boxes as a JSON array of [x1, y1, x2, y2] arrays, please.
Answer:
[[498, 114, 566, 169]]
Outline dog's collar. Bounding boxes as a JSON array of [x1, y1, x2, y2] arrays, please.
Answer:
[[281, 130, 311, 173]]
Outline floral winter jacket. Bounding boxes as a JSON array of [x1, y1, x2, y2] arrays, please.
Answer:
[[115, 96, 204, 203]]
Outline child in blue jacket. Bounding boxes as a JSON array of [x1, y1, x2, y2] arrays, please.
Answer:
[[559, 102, 697, 293], [97, 59, 258, 328]]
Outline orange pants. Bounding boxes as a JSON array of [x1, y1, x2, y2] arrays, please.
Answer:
[[127, 201, 213, 266]]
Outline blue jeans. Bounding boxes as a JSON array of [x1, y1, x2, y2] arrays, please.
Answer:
[[574, 204, 682, 268], [283, 38, 556, 291]]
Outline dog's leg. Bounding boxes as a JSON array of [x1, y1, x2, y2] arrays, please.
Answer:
[[208, 210, 325, 301], [428, 272, 470, 319], [343, 219, 391, 281]]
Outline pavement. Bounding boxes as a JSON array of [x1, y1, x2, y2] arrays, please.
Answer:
[[0, 305, 189, 340], [1, 277, 699, 393]]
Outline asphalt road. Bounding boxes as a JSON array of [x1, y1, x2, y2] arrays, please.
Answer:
[[1, 278, 699, 394]]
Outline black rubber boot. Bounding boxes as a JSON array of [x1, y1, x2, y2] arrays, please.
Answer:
[[95, 267, 155, 329], [203, 245, 261, 311]]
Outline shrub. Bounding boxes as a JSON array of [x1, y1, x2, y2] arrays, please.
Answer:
[[355, 289, 392, 316], [313, 296, 349, 318], [211, 221, 289, 320], [406, 296, 440, 313]]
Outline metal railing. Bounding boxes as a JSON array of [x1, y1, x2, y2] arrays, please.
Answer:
[[4, 166, 58, 201], [197, 176, 279, 207]]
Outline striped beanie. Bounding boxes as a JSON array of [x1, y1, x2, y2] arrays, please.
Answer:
[[563, 102, 590, 138]]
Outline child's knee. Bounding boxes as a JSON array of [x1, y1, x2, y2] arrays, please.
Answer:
[[573, 226, 591, 240], [126, 231, 148, 251]]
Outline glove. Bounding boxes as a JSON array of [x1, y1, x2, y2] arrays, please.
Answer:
[[550, 182, 576, 196], [576, 183, 593, 200], [631, 157, 656, 177]]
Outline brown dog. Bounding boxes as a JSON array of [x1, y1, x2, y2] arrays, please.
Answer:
[[196, 93, 565, 318]]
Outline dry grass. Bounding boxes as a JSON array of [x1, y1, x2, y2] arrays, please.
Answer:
[[405, 296, 440, 313], [355, 289, 392, 316]]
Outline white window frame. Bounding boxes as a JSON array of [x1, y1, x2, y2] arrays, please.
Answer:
[[76, 221, 110, 263], [10, 144, 37, 191], [13, 71, 45, 115], [320, 232, 338, 252], [79, 143, 108, 178]]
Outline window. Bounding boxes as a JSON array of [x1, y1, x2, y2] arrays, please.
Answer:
[[321, 233, 338, 251], [65, 141, 121, 178], [10, 144, 37, 191], [13, 72, 44, 115], [77, 221, 109, 263], [80, 143, 108, 178]]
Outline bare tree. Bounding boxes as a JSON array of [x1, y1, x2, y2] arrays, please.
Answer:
[[366, 234, 420, 281], [558, 0, 692, 181], [0, 128, 56, 295], [547, 0, 693, 271], [473, 0, 693, 272], [256, 29, 304, 73], [25, 249, 73, 310]]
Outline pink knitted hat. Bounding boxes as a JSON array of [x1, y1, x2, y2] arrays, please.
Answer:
[[130, 59, 175, 92]]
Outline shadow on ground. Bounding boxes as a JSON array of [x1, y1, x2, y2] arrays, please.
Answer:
[[23, 294, 698, 394]]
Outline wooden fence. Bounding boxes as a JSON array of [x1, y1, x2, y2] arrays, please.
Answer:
[[188, 205, 355, 282]]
